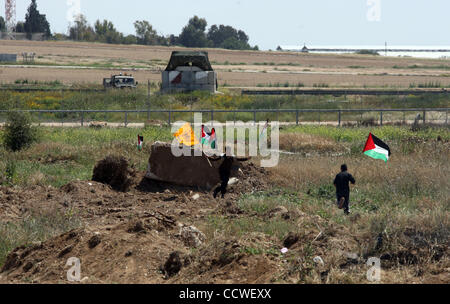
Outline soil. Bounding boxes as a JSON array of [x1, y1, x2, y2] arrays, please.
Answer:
[[0, 160, 448, 284], [0, 162, 276, 284]]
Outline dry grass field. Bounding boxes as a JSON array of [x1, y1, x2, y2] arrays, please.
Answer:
[[1, 40, 450, 88]]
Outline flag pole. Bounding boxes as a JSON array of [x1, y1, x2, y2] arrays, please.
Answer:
[[205, 153, 213, 168], [203, 143, 213, 168], [200, 125, 212, 168]]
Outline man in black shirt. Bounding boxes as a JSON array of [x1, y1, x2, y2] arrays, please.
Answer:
[[333, 164, 356, 215], [207, 147, 251, 199]]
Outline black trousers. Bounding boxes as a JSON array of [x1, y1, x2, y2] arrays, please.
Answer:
[[214, 175, 230, 198], [337, 193, 350, 214]]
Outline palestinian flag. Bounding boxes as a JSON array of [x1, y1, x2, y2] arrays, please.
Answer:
[[209, 128, 216, 149], [363, 133, 391, 162], [137, 135, 144, 151], [201, 125, 210, 145], [201, 125, 216, 149]]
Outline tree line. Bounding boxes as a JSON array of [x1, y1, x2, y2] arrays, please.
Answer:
[[65, 14, 258, 50], [1, 0, 51, 38], [2, 0, 258, 51]]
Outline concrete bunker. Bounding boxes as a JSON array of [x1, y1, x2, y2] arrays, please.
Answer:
[[161, 51, 218, 93], [145, 142, 240, 189]]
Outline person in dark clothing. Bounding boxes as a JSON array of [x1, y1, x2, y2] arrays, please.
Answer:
[[333, 164, 356, 215], [208, 147, 251, 198]]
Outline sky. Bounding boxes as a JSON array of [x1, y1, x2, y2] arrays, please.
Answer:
[[2, 0, 450, 50]]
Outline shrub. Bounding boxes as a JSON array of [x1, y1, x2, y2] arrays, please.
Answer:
[[2, 112, 39, 151], [355, 50, 380, 55], [5, 160, 16, 184]]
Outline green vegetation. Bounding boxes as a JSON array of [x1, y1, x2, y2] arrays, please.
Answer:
[[1, 89, 448, 111], [355, 50, 380, 56], [394, 64, 450, 70], [207, 24, 254, 50], [409, 82, 445, 88], [0, 126, 171, 188], [256, 82, 305, 88], [283, 125, 450, 142], [204, 126, 449, 283], [0, 210, 82, 267], [2, 112, 39, 152], [0, 16, 5, 32], [24, 0, 51, 38], [0, 124, 448, 282], [62, 14, 258, 50], [0, 90, 447, 124], [11, 1, 258, 50], [313, 83, 330, 88]]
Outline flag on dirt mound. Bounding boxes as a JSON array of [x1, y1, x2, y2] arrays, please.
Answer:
[[363, 133, 391, 162], [174, 123, 199, 146], [137, 135, 144, 151], [209, 128, 216, 149], [201, 125, 216, 149], [201, 125, 210, 144]]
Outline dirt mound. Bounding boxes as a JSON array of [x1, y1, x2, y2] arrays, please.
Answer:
[[92, 155, 136, 192], [169, 233, 281, 284], [0, 219, 185, 284], [161, 252, 184, 278], [227, 162, 269, 195], [0, 161, 285, 284]]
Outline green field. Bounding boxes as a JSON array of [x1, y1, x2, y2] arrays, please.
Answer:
[[0, 89, 448, 125]]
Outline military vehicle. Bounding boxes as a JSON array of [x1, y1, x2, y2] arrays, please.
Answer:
[[103, 73, 138, 89]]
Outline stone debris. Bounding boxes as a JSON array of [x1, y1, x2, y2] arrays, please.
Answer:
[[180, 225, 206, 248]]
